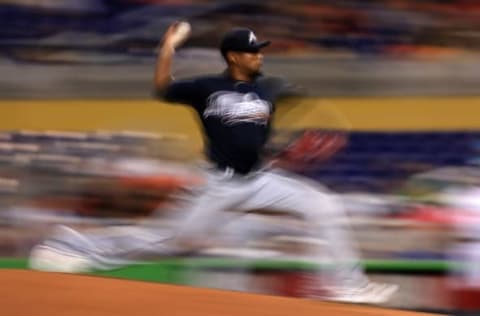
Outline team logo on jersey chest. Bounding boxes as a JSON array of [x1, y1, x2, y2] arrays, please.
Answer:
[[204, 91, 271, 125]]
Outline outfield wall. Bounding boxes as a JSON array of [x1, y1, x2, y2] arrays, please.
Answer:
[[1, 97, 480, 148]]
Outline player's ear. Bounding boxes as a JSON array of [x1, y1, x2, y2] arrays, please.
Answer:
[[226, 52, 237, 65]]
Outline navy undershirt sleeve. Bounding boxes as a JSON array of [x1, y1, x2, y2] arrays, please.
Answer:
[[160, 79, 202, 107]]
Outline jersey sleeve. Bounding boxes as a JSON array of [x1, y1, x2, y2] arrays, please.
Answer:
[[156, 78, 202, 106]]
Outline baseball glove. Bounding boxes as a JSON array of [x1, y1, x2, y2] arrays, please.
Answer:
[[265, 129, 348, 172]]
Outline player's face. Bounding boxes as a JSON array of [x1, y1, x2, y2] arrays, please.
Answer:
[[232, 51, 264, 76]]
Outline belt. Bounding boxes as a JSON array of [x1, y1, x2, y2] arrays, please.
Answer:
[[214, 164, 269, 178], [216, 165, 250, 176]]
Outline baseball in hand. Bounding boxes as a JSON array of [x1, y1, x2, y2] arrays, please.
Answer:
[[170, 21, 191, 48]]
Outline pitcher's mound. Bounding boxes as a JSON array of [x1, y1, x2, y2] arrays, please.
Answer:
[[0, 270, 434, 316]]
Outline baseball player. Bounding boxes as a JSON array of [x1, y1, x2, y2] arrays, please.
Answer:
[[150, 23, 396, 303], [29, 23, 397, 304]]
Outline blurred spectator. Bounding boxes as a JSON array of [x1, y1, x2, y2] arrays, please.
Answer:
[[2, 0, 480, 63]]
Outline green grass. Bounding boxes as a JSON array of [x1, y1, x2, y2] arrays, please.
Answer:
[[0, 257, 456, 284]]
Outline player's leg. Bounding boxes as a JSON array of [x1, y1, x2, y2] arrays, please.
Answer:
[[28, 222, 178, 272], [29, 168, 249, 271], [238, 169, 397, 302], [240, 170, 364, 283]]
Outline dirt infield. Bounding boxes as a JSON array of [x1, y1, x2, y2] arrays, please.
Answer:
[[0, 270, 437, 316]]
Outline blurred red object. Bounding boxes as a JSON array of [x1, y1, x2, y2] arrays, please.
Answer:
[[272, 130, 347, 172]]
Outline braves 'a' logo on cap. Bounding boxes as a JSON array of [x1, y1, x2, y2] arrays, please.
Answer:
[[248, 31, 257, 45]]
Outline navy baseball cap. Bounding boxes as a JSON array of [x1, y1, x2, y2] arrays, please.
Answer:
[[220, 28, 270, 56]]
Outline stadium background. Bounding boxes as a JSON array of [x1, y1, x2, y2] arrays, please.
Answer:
[[1, 0, 480, 315]]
